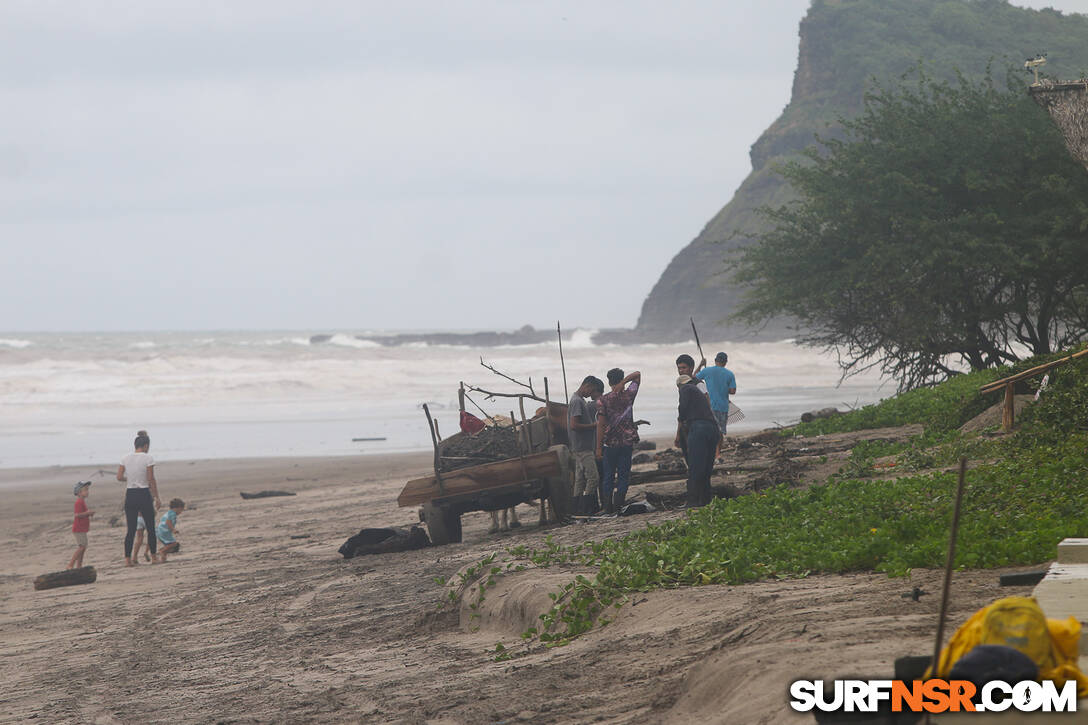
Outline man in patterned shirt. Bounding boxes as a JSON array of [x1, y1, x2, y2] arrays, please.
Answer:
[[595, 368, 641, 514]]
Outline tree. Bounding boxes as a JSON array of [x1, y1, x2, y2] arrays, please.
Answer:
[[733, 69, 1088, 390]]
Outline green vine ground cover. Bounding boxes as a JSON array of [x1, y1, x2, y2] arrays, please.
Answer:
[[473, 350, 1088, 652]]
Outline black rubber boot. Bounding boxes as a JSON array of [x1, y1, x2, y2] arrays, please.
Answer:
[[612, 490, 625, 515], [604, 492, 615, 515]]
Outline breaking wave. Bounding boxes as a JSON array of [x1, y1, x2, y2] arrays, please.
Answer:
[[327, 334, 381, 349]]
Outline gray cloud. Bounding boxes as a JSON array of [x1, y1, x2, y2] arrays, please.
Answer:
[[2, 0, 1085, 331]]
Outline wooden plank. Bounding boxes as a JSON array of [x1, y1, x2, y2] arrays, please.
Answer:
[[397, 449, 561, 507], [979, 348, 1088, 394]]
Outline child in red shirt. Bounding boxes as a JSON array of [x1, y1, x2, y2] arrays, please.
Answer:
[[69, 481, 95, 569]]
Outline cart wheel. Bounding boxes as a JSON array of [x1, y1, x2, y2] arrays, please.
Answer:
[[545, 444, 574, 522], [422, 502, 462, 545]]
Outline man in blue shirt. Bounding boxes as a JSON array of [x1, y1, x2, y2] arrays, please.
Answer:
[[695, 352, 737, 437]]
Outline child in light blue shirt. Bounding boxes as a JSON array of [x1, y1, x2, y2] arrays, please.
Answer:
[[156, 498, 185, 562]]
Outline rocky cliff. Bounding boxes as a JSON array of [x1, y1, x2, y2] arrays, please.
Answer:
[[634, 0, 1088, 342], [1030, 79, 1088, 169]]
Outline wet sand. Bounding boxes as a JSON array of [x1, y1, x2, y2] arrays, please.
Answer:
[[0, 449, 1040, 724]]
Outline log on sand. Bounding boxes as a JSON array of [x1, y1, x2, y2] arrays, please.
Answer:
[[34, 566, 97, 591], [800, 407, 840, 423], [239, 490, 297, 499]]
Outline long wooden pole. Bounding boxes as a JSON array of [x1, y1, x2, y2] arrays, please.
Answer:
[[423, 404, 445, 494], [463, 391, 497, 425], [690, 317, 706, 363], [979, 347, 1088, 394], [519, 398, 533, 451], [557, 321, 569, 405], [929, 457, 969, 692], [544, 376, 553, 447]]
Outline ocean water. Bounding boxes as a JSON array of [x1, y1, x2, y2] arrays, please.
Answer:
[[0, 330, 893, 470]]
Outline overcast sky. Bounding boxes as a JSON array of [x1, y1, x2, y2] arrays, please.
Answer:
[[3, 1, 1086, 333]]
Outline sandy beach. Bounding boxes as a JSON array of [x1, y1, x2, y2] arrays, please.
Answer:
[[0, 447, 1041, 724]]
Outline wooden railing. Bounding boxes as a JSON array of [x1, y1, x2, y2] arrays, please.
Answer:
[[979, 348, 1088, 431]]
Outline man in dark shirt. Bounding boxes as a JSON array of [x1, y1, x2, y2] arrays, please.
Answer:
[[675, 374, 719, 508]]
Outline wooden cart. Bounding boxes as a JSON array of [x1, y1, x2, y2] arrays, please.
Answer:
[[397, 401, 573, 545]]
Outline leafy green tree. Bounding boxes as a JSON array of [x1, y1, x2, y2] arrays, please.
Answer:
[[734, 69, 1088, 389]]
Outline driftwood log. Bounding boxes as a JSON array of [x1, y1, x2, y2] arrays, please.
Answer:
[[239, 490, 297, 499], [338, 526, 431, 559], [34, 566, 97, 591], [801, 407, 840, 423], [644, 484, 743, 509]]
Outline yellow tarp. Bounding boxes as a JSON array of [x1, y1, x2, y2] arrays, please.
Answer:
[[927, 596, 1088, 697]]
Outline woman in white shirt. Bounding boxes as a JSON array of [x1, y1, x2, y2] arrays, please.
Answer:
[[117, 430, 162, 565]]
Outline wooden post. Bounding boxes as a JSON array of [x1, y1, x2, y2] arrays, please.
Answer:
[[511, 410, 531, 482], [557, 321, 570, 406], [544, 376, 553, 447], [1002, 382, 1015, 432], [433, 419, 442, 442], [928, 457, 969, 710], [423, 404, 445, 494], [519, 400, 534, 451], [458, 382, 466, 413]]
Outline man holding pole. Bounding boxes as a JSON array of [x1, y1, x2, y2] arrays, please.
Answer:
[[675, 374, 718, 508], [595, 368, 641, 515]]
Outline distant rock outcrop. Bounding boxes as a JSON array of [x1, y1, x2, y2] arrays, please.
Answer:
[[635, 0, 1088, 343], [352, 324, 568, 347]]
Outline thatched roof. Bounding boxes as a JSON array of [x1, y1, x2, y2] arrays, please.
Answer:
[[1029, 80, 1088, 170]]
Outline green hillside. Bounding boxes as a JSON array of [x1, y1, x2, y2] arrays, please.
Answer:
[[635, 0, 1088, 341]]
